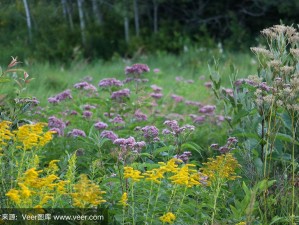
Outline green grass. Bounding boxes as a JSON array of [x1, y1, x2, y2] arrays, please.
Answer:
[[23, 49, 257, 104]]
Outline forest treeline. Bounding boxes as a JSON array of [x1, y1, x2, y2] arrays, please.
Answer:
[[0, 0, 299, 63]]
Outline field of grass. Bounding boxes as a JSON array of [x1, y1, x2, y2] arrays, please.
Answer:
[[0, 25, 298, 225]]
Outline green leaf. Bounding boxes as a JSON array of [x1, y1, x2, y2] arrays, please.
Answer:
[[181, 142, 202, 157], [275, 133, 299, 145]]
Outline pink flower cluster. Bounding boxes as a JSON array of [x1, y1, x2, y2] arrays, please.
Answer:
[[48, 89, 72, 104], [210, 137, 238, 154], [125, 64, 150, 75], [74, 81, 97, 91], [141, 125, 159, 140], [199, 105, 216, 114], [100, 130, 118, 141], [111, 88, 130, 100], [174, 151, 192, 163], [48, 116, 66, 136], [68, 129, 86, 137], [113, 136, 146, 152], [98, 78, 123, 87], [163, 120, 195, 136], [134, 110, 148, 121], [171, 94, 184, 103], [94, 121, 108, 130]]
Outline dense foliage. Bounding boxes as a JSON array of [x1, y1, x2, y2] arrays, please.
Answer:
[[1, 0, 299, 63], [0, 24, 298, 224]]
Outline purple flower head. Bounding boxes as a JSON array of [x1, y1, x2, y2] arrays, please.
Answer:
[[98, 78, 123, 88], [199, 105, 216, 114], [48, 116, 66, 136], [186, 79, 194, 84], [114, 136, 146, 152], [174, 151, 192, 163], [219, 146, 230, 154], [125, 64, 150, 75], [111, 115, 125, 124], [94, 121, 108, 130], [70, 110, 78, 116], [224, 88, 234, 97], [49, 127, 62, 136], [48, 97, 59, 104], [171, 94, 184, 103], [83, 104, 96, 110], [179, 124, 195, 132], [100, 130, 118, 141], [83, 110, 92, 119], [30, 97, 40, 106], [141, 126, 159, 139], [151, 84, 163, 93], [74, 81, 97, 91], [164, 120, 180, 133], [193, 116, 205, 124], [227, 137, 238, 144], [210, 144, 219, 149], [162, 129, 172, 135], [153, 68, 160, 73], [48, 90, 72, 104], [217, 115, 225, 122], [134, 110, 148, 121], [111, 88, 130, 100], [185, 100, 202, 107], [204, 82, 213, 88], [150, 93, 163, 99], [259, 82, 272, 92], [68, 129, 86, 138]]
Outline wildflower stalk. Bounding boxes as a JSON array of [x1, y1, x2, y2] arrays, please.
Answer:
[[211, 179, 221, 225], [176, 186, 187, 216], [145, 181, 154, 223], [131, 182, 136, 225], [291, 110, 296, 224], [150, 182, 161, 225]]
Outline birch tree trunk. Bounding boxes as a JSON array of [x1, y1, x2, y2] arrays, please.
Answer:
[[153, 0, 159, 33], [22, 0, 32, 43], [133, 0, 139, 36], [77, 0, 87, 46], [91, 0, 103, 26], [124, 0, 130, 43], [66, 0, 74, 31], [61, 0, 67, 19]]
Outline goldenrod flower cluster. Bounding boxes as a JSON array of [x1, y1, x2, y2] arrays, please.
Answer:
[[159, 212, 176, 224], [70, 174, 106, 207], [235, 222, 246, 225], [124, 166, 144, 182], [6, 161, 68, 208], [201, 153, 241, 182], [169, 164, 201, 187], [13, 122, 55, 150], [119, 192, 128, 207], [0, 121, 14, 151]]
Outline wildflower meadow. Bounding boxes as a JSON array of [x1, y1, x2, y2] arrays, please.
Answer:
[[0, 25, 299, 225]]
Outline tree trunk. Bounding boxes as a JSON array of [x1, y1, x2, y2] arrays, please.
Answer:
[[61, 0, 67, 19], [77, 0, 86, 46], [91, 0, 103, 26], [124, 0, 130, 43], [153, 0, 158, 33], [133, 0, 140, 37], [66, 0, 74, 31], [22, 0, 32, 43]]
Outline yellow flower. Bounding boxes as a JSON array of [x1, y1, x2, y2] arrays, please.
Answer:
[[71, 174, 106, 207], [119, 192, 128, 207], [124, 167, 144, 182], [201, 153, 241, 182], [46, 160, 60, 174], [6, 189, 21, 204], [169, 164, 200, 187], [18, 183, 32, 198], [0, 121, 13, 151], [159, 212, 176, 224], [235, 222, 246, 225], [13, 123, 54, 150], [143, 168, 165, 184], [158, 158, 181, 173]]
